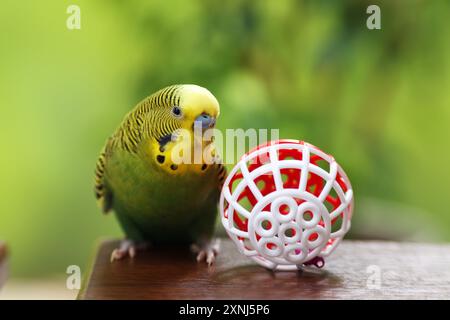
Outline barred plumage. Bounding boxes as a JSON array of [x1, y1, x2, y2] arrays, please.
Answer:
[[94, 147, 113, 213], [106, 85, 183, 153], [94, 84, 225, 217], [218, 163, 227, 185]]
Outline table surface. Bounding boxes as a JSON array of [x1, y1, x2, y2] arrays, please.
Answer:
[[79, 239, 450, 300], [0, 242, 7, 288]]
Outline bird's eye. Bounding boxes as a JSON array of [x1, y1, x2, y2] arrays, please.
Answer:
[[172, 106, 182, 117]]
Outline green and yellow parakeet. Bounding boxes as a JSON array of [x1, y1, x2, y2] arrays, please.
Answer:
[[94, 85, 226, 264]]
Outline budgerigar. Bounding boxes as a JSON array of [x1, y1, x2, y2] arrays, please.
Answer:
[[94, 85, 226, 264]]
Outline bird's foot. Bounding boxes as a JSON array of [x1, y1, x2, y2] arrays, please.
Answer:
[[190, 239, 221, 266], [110, 239, 150, 262]]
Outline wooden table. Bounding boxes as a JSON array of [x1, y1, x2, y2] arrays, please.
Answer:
[[0, 242, 7, 289], [79, 239, 450, 299]]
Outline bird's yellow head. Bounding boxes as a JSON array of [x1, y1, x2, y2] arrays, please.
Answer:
[[136, 84, 220, 173], [140, 84, 220, 143], [175, 84, 220, 131]]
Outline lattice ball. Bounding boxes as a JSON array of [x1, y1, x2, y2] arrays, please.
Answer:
[[220, 140, 354, 270]]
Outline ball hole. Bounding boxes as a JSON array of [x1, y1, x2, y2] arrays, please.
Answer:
[[230, 176, 243, 193], [324, 188, 339, 212], [303, 211, 313, 221], [331, 215, 344, 233], [261, 220, 272, 230], [284, 228, 296, 238], [232, 212, 248, 231], [256, 179, 266, 191], [238, 195, 255, 211], [315, 159, 330, 172], [308, 232, 319, 241], [279, 204, 290, 215]]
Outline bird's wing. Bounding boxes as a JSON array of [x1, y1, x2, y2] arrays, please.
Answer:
[[93, 103, 147, 214], [94, 138, 114, 214], [216, 160, 227, 191]]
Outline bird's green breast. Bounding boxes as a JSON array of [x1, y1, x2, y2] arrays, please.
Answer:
[[104, 140, 220, 244]]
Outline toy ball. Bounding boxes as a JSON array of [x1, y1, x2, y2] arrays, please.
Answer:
[[220, 140, 354, 270]]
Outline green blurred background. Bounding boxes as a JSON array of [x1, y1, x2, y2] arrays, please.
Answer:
[[0, 0, 449, 278]]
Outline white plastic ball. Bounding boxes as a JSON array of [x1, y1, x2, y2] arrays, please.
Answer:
[[220, 140, 354, 270]]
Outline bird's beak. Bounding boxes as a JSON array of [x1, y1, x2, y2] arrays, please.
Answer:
[[194, 114, 216, 130]]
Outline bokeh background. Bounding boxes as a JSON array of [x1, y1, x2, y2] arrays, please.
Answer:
[[1, 0, 449, 295]]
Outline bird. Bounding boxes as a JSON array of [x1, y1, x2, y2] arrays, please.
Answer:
[[94, 84, 227, 264]]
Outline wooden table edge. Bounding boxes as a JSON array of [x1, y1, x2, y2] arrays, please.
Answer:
[[77, 238, 116, 300], [0, 241, 8, 289], [78, 239, 450, 300]]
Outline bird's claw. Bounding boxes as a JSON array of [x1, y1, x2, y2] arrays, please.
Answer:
[[191, 239, 221, 266], [110, 240, 149, 262]]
